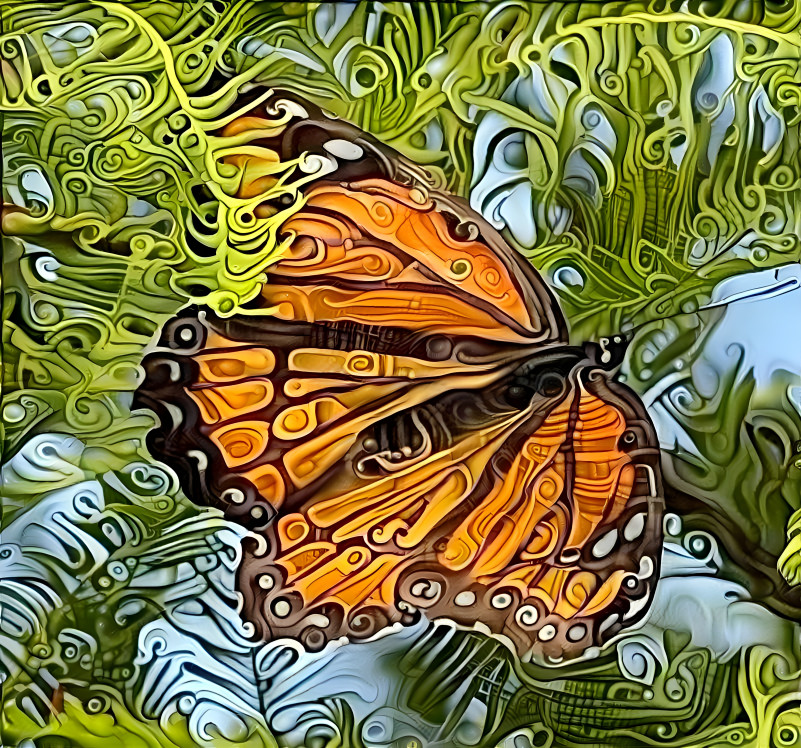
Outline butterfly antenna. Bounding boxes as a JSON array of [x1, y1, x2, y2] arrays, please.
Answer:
[[598, 267, 801, 346]]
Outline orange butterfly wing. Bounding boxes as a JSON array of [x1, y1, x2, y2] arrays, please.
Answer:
[[136, 98, 662, 662]]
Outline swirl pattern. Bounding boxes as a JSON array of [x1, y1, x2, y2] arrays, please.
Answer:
[[4, 2, 801, 747]]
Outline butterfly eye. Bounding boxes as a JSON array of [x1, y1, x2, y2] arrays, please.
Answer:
[[535, 371, 566, 398], [503, 383, 534, 409]]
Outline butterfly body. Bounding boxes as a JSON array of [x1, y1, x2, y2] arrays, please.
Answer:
[[135, 94, 663, 663]]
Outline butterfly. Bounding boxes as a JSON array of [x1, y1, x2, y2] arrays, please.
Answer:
[[134, 92, 663, 663]]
